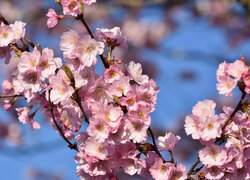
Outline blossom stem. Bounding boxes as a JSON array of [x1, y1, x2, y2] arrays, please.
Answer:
[[76, 14, 109, 68], [48, 89, 79, 152], [187, 157, 201, 176], [169, 150, 175, 164], [221, 91, 246, 131], [148, 127, 164, 160], [75, 90, 89, 124], [0, 94, 21, 98]]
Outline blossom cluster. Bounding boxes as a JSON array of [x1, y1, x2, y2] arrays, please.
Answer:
[[0, 0, 249, 180], [185, 100, 250, 179], [0, 20, 26, 63], [216, 59, 249, 96]]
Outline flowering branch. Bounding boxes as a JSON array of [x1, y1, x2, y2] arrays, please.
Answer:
[[76, 11, 166, 161], [48, 89, 79, 152], [0, 94, 21, 98], [221, 91, 247, 130], [187, 90, 247, 176], [148, 127, 164, 160]]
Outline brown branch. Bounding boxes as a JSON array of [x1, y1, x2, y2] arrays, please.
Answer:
[[187, 157, 201, 176], [76, 14, 109, 68], [48, 89, 79, 152], [169, 150, 175, 164], [148, 127, 165, 160], [222, 91, 247, 131], [0, 94, 21, 98], [74, 90, 89, 124]]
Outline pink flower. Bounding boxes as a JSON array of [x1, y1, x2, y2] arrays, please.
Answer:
[[2, 80, 13, 94], [120, 90, 138, 111], [60, 29, 79, 59], [128, 104, 151, 125], [87, 118, 110, 142], [75, 34, 104, 67], [184, 99, 222, 142], [169, 164, 187, 180], [96, 27, 128, 48], [0, 23, 14, 47], [80, 0, 96, 6], [199, 144, 228, 168], [108, 76, 130, 97], [228, 60, 248, 80], [48, 69, 74, 104], [157, 132, 181, 151], [216, 60, 249, 96], [192, 99, 216, 117], [13, 70, 42, 93], [204, 166, 225, 180], [61, 0, 80, 16], [94, 104, 123, 131], [184, 115, 200, 140], [9, 21, 26, 42], [199, 115, 222, 142], [87, 76, 112, 103], [17, 47, 41, 73], [149, 158, 174, 180], [104, 64, 124, 83], [216, 76, 237, 96], [120, 157, 146, 176], [127, 61, 149, 85], [46, 9, 60, 28], [16, 107, 40, 129], [243, 71, 250, 94], [124, 119, 148, 143], [84, 137, 108, 160], [216, 61, 229, 81], [38, 48, 62, 80]]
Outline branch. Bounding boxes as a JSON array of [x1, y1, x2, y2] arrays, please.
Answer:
[[222, 91, 247, 131], [74, 90, 89, 124], [0, 94, 21, 98], [48, 89, 79, 152], [148, 127, 165, 160]]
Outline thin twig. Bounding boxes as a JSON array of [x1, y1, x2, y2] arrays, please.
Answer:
[[24, 36, 35, 48], [48, 89, 79, 152], [169, 150, 175, 163], [187, 157, 200, 175], [75, 90, 89, 124], [148, 127, 164, 160], [0, 94, 21, 98], [222, 91, 247, 131]]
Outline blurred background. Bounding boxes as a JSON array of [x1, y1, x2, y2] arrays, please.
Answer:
[[0, 0, 250, 179]]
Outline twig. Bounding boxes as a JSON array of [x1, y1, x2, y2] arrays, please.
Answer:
[[222, 91, 247, 131], [48, 89, 79, 152], [24, 36, 35, 48], [0, 94, 21, 98], [187, 157, 201, 175], [169, 150, 175, 164], [148, 127, 164, 160], [74, 90, 89, 124]]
